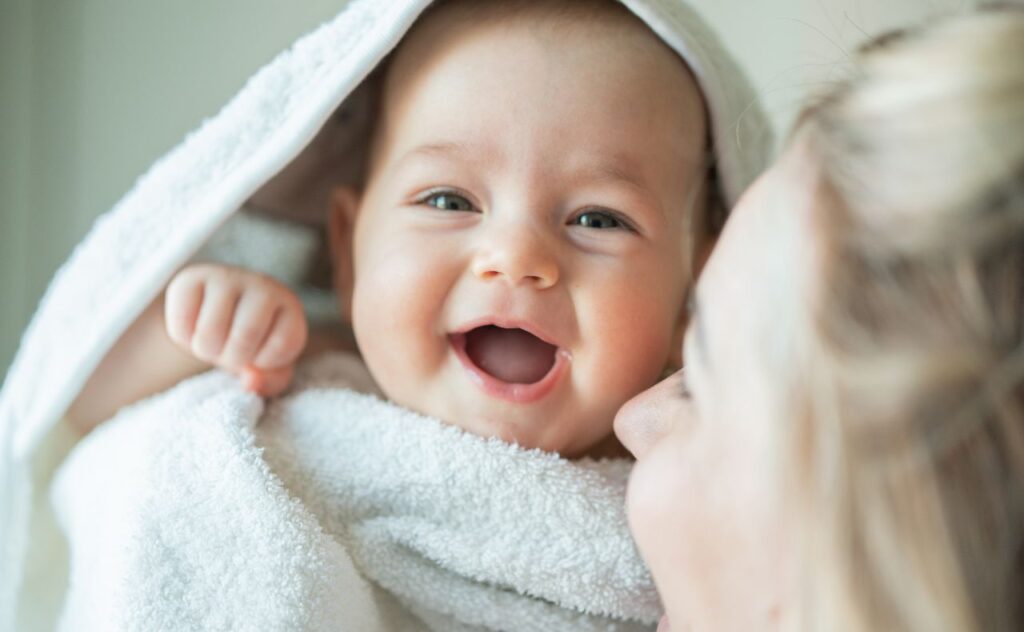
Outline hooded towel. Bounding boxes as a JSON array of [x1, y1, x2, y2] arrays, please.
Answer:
[[0, 0, 771, 628]]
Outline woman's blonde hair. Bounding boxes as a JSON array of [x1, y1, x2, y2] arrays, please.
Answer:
[[790, 7, 1024, 630]]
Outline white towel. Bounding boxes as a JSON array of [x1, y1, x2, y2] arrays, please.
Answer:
[[0, 0, 771, 626], [51, 353, 658, 631]]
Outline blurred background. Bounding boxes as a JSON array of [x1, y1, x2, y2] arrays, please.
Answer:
[[0, 0, 999, 380]]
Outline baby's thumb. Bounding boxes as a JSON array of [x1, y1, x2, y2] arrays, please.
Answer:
[[241, 364, 295, 398]]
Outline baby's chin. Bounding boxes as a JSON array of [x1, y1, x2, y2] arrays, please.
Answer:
[[409, 397, 617, 458], [370, 355, 619, 457]]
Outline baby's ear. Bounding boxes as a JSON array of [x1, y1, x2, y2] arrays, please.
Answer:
[[327, 186, 361, 323], [669, 235, 717, 368], [693, 231, 718, 279]]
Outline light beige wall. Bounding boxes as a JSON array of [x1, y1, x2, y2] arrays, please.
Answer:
[[695, 0, 984, 136], [0, 0, 993, 377]]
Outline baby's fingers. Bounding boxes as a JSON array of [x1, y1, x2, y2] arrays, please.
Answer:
[[241, 365, 294, 398], [191, 282, 241, 362], [164, 272, 205, 348], [219, 291, 278, 371], [251, 301, 308, 370]]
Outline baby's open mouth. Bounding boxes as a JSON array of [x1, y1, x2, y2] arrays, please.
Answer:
[[460, 325, 558, 384]]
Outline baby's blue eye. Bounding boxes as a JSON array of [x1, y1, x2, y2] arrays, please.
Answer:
[[423, 192, 475, 212], [572, 210, 629, 230]]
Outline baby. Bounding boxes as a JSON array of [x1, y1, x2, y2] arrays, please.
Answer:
[[70, 0, 718, 458]]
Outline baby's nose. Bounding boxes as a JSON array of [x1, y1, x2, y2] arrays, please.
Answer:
[[471, 223, 559, 289]]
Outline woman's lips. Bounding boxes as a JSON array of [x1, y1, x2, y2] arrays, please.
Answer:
[[449, 331, 571, 404]]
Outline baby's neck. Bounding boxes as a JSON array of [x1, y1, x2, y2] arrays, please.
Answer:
[[582, 434, 632, 460], [303, 324, 359, 359]]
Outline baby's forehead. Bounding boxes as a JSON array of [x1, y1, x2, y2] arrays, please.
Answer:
[[386, 0, 696, 92], [368, 0, 708, 170]]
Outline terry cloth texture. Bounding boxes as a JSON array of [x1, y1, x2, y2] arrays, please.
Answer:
[[51, 352, 657, 631], [0, 0, 772, 628]]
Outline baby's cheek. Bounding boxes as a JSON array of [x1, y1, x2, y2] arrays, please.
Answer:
[[586, 289, 677, 390], [351, 258, 450, 396]]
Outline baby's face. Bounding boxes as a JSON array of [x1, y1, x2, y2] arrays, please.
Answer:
[[337, 7, 707, 456]]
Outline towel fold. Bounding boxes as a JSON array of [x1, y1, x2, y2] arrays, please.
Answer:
[[51, 353, 659, 631]]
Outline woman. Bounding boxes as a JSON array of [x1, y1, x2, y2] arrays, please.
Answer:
[[615, 8, 1024, 631]]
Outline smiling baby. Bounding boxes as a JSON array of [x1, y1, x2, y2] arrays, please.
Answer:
[[70, 0, 742, 460]]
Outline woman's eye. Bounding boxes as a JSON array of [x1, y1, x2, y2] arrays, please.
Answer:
[[678, 370, 692, 400], [421, 191, 475, 212], [571, 209, 632, 231]]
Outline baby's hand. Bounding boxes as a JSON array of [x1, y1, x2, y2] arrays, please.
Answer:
[[164, 264, 308, 397]]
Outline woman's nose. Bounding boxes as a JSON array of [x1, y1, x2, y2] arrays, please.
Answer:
[[614, 371, 684, 459], [471, 222, 559, 289]]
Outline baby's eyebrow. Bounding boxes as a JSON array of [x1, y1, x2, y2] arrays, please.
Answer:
[[407, 141, 470, 159], [573, 160, 650, 194], [390, 143, 663, 214], [399, 142, 647, 185], [565, 157, 668, 219], [393, 141, 481, 171]]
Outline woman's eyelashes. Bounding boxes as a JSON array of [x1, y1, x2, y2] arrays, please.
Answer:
[[678, 370, 692, 400]]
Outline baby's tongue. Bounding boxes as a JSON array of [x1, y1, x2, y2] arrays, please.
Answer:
[[464, 325, 557, 384]]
